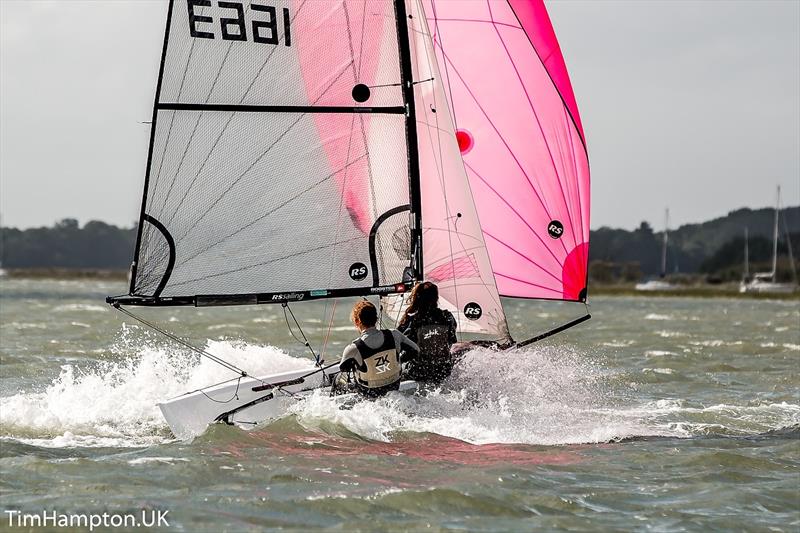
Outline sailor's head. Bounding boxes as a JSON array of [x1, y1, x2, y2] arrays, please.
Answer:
[[351, 300, 378, 332], [409, 281, 439, 311]]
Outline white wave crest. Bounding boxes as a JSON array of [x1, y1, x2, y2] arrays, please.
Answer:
[[0, 336, 313, 447]]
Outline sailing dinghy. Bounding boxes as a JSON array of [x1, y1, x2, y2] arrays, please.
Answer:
[[107, 0, 591, 439]]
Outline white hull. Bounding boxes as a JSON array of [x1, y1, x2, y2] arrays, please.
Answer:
[[739, 280, 797, 294], [158, 364, 417, 439], [635, 280, 677, 291]]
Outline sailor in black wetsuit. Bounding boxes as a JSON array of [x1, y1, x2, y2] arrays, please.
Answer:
[[398, 282, 458, 384], [335, 300, 419, 397]]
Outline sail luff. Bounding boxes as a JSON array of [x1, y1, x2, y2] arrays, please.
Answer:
[[129, 0, 175, 295]]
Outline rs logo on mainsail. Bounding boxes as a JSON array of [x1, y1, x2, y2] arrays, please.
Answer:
[[187, 0, 292, 46]]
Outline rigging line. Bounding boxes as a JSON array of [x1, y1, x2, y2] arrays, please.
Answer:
[[430, 1, 459, 124], [174, 153, 369, 268], [111, 304, 263, 382], [180, 374, 243, 396], [369, 77, 434, 88], [216, 360, 341, 423], [410, 7, 463, 339], [426, 18, 522, 30], [200, 375, 243, 404], [356, 0, 367, 79], [164, 0, 310, 228], [173, 62, 356, 245], [282, 303, 321, 366], [320, 299, 338, 361]]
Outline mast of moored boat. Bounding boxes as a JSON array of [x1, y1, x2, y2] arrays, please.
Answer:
[[769, 186, 780, 282], [659, 208, 669, 279], [743, 227, 750, 281]]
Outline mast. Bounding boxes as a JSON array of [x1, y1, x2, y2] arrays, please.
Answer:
[[128, 0, 174, 295], [771, 186, 780, 281], [394, 0, 424, 281], [662, 209, 669, 278], [743, 227, 749, 280]]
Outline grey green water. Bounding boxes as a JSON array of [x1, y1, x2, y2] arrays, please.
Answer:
[[0, 279, 798, 531]]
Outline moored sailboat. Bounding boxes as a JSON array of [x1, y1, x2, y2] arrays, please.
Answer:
[[740, 186, 797, 294], [635, 208, 677, 291], [106, 0, 591, 438]]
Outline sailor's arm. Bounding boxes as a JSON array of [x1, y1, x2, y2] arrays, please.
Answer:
[[392, 329, 419, 362], [339, 343, 363, 372], [444, 310, 458, 344]]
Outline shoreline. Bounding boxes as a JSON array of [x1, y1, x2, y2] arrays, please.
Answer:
[[1, 269, 797, 300]]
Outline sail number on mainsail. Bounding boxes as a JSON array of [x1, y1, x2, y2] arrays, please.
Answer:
[[187, 0, 291, 46]]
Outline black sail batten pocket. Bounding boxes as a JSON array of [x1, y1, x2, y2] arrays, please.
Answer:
[[369, 205, 411, 286], [141, 214, 176, 298]]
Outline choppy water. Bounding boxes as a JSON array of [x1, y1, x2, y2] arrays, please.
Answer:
[[0, 279, 798, 531]]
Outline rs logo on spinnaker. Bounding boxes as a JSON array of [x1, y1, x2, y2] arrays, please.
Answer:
[[463, 302, 482, 320], [547, 220, 564, 239], [349, 262, 368, 281]]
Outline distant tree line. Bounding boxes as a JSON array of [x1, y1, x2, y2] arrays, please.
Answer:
[[1, 206, 798, 283], [1, 219, 136, 269]]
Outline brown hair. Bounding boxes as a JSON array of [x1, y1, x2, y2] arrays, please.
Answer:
[[400, 281, 439, 326], [351, 300, 378, 329]]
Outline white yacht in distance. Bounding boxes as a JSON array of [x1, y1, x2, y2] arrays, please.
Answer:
[[740, 187, 797, 294], [636, 209, 678, 291]]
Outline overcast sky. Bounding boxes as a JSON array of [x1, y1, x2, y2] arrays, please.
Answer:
[[1, 0, 798, 230]]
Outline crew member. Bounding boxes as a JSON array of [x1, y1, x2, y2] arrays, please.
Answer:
[[398, 282, 458, 383], [336, 300, 419, 397]]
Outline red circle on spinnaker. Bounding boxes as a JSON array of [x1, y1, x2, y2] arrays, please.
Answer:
[[456, 129, 474, 154]]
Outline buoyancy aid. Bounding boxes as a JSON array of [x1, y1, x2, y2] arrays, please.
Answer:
[[415, 324, 452, 361], [353, 329, 401, 389]]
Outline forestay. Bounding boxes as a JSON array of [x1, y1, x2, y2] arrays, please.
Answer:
[[119, 0, 422, 306]]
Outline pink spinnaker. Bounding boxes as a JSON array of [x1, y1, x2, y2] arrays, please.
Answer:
[[423, 0, 590, 301]]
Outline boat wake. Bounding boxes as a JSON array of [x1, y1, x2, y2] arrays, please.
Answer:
[[1, 339, 798, 449]]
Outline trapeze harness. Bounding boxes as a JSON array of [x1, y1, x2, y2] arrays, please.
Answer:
[[349, 330, 401, 394], [404, 310, 456, 383]]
